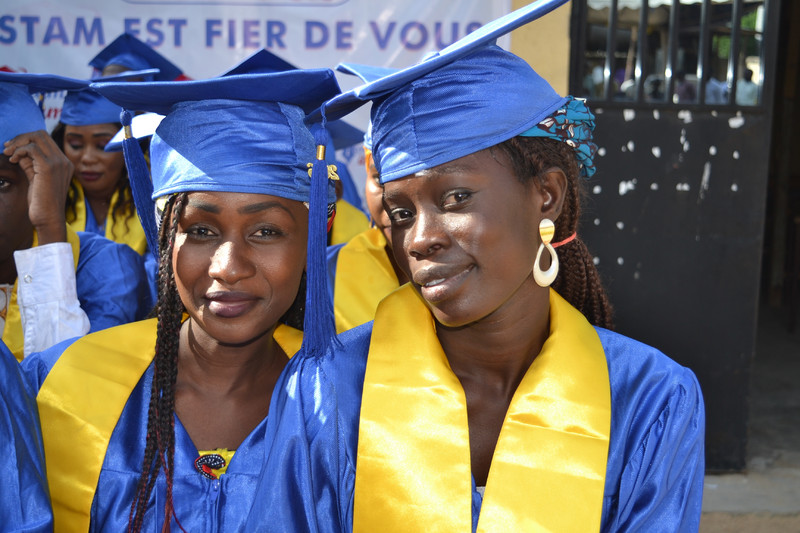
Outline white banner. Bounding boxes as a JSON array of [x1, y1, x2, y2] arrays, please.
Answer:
[[2, 0, 511, 203]]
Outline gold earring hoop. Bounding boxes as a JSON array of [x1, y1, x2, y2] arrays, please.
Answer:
[[533, 218, 558, 287]]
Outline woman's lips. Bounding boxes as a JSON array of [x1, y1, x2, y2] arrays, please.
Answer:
[[79, 172, 102, 183], [205, 292, 257, 318], [415, 265, 474, 303]]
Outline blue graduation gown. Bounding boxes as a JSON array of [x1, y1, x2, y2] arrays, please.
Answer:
[[246, 320, 705, 532], [0, 341, 52, 531], [23, 339, 272, 532], [76, 230, 154, 327]]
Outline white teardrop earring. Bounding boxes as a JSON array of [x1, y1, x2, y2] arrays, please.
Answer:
[[533, 218, 558, 287]]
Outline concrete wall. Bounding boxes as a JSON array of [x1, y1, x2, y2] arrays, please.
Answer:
[[510, 0, 571, 95]]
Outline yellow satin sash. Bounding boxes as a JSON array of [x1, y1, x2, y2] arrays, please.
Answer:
[[66, 180, 148, 254], [2, 228, 81, 362], [333, 227, 399, 334], [354, 285, 611, 532], [37, 320, 302, 532], [330, 200, 370, 246]]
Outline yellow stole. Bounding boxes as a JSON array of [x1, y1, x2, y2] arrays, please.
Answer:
[[37, 320, 303, 533], [333, 227, 399, 334], [66, 181, 148, 255], [330, 200, 370, 246], [2, 228, 81, 362], [354, 285, 611, 532]]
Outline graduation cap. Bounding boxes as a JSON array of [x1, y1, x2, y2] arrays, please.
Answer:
[[89, 33, 183, 81], [314, 0, 596, 183], [92, 68, 342, 357], [0, 72, 77, 143], [60, 69, 160, 126], [220, 49, 368, 209], [0, 70, 150, 143]]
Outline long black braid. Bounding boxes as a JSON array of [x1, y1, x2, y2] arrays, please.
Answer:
[[494, 137, 614, 329], [128, 192, 187, 533]]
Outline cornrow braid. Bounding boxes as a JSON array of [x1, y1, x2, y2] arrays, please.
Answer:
[[495, 137, 614, 329], [128, 193, 188, 533]]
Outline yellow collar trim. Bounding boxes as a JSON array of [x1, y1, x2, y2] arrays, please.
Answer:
[[354, 284, 611, 532], [67, 181, 148, 254]]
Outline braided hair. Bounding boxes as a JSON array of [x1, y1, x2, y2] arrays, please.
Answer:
[[494, 136, 614, 329], [128, 192, 187, 533]]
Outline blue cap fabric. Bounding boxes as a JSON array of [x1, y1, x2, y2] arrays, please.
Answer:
[[89, 33, 183, 81], [315, 0, 583, 183], [222, 49, 365, 151], [0, 71, 146, 142], [0, 83, 46, 144], [221, 49, 296, 77], [369, 44, 567, 183], [92, 70, 340, 203], [92, 69, 342, 357]]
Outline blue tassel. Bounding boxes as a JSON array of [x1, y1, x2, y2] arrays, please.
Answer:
[[302, 115, 339, 358], [120, 110, 159, 261]]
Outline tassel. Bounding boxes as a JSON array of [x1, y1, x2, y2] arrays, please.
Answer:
[[120, 110, 159, 261], [302, 113, 339, 358]]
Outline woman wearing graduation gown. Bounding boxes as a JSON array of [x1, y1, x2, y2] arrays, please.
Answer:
[[53, 86, 149, 256], [21, 68, 341, 532], [246, 2, 705, 532], [56, 32, 186, 257]]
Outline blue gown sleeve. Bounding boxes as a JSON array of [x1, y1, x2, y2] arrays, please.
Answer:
[[245, 324, 372, 533], [0, 341, 53, 532], [598, 329, 705, 533], [75, 231, 154, 329]]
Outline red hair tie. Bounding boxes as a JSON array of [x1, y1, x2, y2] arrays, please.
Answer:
[[552, 232, 577, 248]]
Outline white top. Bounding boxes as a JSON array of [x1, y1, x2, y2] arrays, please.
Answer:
[[10, 242, 90, 358]]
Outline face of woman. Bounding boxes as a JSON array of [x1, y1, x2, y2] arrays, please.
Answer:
[[62, 124, 125, 198], [172, 191, 308, 346], [383, 149, 545, 328]]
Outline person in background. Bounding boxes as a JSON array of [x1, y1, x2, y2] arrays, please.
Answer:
[[247, 1, 705, 531], [22, 67, 341, 532], [1, 72, 151, 360], [327, 123, 408, 333], [735, 68, 758, 106]]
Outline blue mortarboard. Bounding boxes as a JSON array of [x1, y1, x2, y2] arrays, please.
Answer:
[[89, 33, 183, 81], [0, 72, 86, 143], [92, 69, 342, 357], [222, 49, 366, 151], [316, 0, 599, 183], [60, 69, 160, 126]]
